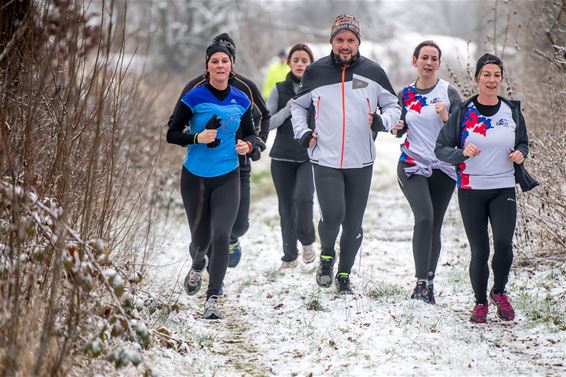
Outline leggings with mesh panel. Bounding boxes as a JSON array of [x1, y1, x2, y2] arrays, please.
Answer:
[[458, 187, 516, 304]]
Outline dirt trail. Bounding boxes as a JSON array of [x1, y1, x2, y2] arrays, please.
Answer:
[[142, 155, 564, 376]]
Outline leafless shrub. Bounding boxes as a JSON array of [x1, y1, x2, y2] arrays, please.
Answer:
[[0, 0, 162, 375], [508, 0, 566, 264], [447, 0, 566, 265]]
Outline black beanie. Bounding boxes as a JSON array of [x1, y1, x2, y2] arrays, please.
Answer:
[[212, 33, 236, 63], [206, 42, 232, 67], [475, 53, 503, 78]]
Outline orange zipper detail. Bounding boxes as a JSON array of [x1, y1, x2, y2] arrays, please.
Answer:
[[315, 96, 321, 121], [340, 66, 348, 168]]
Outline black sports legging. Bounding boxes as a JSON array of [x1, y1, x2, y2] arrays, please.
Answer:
[[458, 187, 516, 304], [397, 162, 455, 280], [205, 167, 250, 263], [271, 160, 316, 262], [230, 167, 251, 244], [181, 167, 240, 298], [313, 164, 372, 275]]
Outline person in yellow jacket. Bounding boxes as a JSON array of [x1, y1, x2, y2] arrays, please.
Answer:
[[262, 49, 290, 100]]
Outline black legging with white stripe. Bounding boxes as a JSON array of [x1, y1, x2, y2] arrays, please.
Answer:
[[313, 164, 372, 274]]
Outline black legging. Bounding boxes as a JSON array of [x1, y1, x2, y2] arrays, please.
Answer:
[[205, 167, 250, 264], [397, 162, 455, 280], [313, 164, 372, 274], [230, 167, 251, 244], [458, 188, 516, 304], [271, 160, 316, 262], [181, 167, 240, 298]]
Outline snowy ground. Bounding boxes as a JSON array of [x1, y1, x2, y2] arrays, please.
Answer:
[[135, 135, 565, 377]]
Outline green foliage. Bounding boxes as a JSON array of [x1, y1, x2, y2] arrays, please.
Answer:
[[305, 294, 324, 311], [366, 281, 404, 301], [514, 292, 566, 332]]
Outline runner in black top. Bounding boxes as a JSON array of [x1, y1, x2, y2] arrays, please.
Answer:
[[266, 44, 317, 269]]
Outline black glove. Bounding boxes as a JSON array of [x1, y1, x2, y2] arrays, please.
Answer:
[[256, 138, 267, 152], [205, 115, 222, 148], [249, 146, 261, 161], [299, 131, 313, 148]]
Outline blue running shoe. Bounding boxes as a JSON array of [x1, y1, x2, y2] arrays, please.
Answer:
[[228, 241, 241, 268]]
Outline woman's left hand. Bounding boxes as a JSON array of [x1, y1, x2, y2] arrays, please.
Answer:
[[509, 150, 525, 164], [236, 139, 251, 155]]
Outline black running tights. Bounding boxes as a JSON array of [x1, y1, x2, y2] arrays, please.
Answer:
[[313, 164, 372, 275], [271, 159, 316, 262], [458, 188, 516, 304], [181, 167, 240, 298], [397, 162, 455, 280]]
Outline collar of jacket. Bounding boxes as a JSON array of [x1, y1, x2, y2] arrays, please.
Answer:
[[286, 71, 301, 83], [330, 50, 361, 68], [459, 94, 520, 112]]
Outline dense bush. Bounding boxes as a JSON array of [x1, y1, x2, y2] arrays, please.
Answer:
[[0, 1, 161, 375]]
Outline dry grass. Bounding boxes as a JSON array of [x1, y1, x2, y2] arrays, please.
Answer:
[[0, 1, 162, 375]]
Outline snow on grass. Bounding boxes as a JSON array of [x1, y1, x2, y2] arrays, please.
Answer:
[[139, 134, 565, 376]]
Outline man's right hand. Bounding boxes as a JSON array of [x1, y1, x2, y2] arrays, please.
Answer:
[[309, 129, 318, 147]]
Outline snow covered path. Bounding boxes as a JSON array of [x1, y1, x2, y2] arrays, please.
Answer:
[[140, 137, 565, 377]]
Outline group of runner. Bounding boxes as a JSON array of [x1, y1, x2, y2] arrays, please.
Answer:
[[166, 14, 533, 324]]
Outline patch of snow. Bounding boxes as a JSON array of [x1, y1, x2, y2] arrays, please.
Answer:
[[140, 134, 565, 376]]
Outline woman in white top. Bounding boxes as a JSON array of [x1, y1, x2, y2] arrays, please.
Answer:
[[435, 53, 529, 324], [392, 40, 462, 304]]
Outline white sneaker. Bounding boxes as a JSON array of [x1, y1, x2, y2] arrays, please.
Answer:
[[280, 260, 299, 269], [302, 244, 316, 264], [203, 295, 223, 319], [183, 267, 203, 296]]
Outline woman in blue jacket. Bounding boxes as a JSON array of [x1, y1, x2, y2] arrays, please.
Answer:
[[166, 40, 258, 319], [435, 54, 529, 324]]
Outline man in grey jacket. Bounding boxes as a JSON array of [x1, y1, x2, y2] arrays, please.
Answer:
[[291, 14, 401, 294]]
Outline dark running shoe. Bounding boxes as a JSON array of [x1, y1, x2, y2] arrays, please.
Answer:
[[470, 303, 489, 324], [184, 267, 203, 296], [316, 255, 335, 288], [228, 241, 241, 268], [410, 281, 429, 303], [427, 283, 436, 305], [203, 295, 223, 320], [489, 289, 515, 321], [335, 272, 353, 295]]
